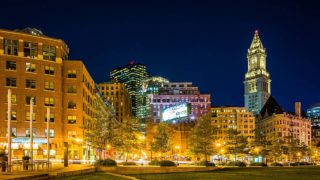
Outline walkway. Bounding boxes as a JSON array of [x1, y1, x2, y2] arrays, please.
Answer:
[[0, 163, 95, 180]]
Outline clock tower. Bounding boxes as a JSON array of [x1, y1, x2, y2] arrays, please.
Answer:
[[244, 30, 271, 115]]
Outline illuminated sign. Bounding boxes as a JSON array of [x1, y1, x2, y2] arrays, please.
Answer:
[[162, 103, 189, 121], [12, 137, 47, 144]]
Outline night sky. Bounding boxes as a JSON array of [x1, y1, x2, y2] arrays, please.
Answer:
[[1, 0, 320, 112]]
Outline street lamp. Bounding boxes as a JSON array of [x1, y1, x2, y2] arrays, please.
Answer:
[[297, 152, 301, 163], [174, 145, 180, 164]]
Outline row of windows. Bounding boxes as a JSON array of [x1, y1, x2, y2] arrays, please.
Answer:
[[212, 119, 254, 123], [5, 60, 77, 78], [6, 61, 54, 74], [163, 84, 193, 88], [5, 111, 77, 124], [4, 39, 57, 61], [100, 85, 120, 90], [6, 127, 55, 138], [7, 95, 77, 110], [6, 95, 54, 106], [214, 125, 254, 129], [5, 77, 77, 93], [5, 111, 54, 122], [152, 97, 208, 103], [102, 91, 124, 96]]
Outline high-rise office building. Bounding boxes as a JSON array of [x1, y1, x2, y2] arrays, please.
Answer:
[[306, 103, 320, 145], [244, 30, 271, 115], [110, 61, 148, 119]]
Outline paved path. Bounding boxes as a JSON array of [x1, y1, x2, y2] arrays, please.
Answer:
[[0, 163, 94, 179]]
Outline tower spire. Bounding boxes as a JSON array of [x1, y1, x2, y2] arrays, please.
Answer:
[[249, 30, 264, 53], [244, 30, 271, 115]]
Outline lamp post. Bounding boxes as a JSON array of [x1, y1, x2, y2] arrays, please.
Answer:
[[297, 152, 301, 165], [30, 98, 34, 165], [174, 145, 180, 165], [215, 142, 223, 162], [46, 107, 50, 169], [7, 89, 12, 172]]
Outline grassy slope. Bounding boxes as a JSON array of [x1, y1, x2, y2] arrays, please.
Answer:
[[133, 167, 320, 180]]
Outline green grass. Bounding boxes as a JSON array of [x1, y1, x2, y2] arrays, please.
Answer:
[[133, 166, 320, 180], [52, 167, 320, 180], [52, 172, 127, 180]]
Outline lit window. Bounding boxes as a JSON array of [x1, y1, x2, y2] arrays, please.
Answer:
[[4, 39, 18, 56], [45, 113, 55, 123], [44, 81, 54, 91], [68, 116, 77, 124], [24, 42, 38, 59], [44, 129, 55, 138], [7, 127, 17, 137], [45, 97, 54, 106], [44, 66, 54, 75], [6, 94, 17, 104], [26, 62, 36, 72], [67, 70, 77, 78], [67, 131, 76, 139], [6, 61, 16, 70], [26, 112, 36, 121], [43, 45, 56, 61], [25, 128, 37, 137], [6, 110, 17, 120]]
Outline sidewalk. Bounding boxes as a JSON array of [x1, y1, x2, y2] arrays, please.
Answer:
[[0, 163, 95, 180]]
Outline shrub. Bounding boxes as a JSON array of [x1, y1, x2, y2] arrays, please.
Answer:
[[250, 162, 267, 167], [96, 158, 117, 166], [160, 160, 176, 167], [0, 151, 5, 157], [226, 161, 246, 167], [300, 162, 314, 166], [121, 161, 137, 166], [271, 162, 283, 166], [199, 161, 216, 167], [149, 160, 161, 166], [215, 161, 226, 166], [0, 152, 8, 162], [289, 162, 298, 166]]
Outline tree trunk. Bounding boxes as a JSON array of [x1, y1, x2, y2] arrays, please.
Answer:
[[235, 152, 237, 161], [126, 152, 128, 162], [151, 150, 153, 161]]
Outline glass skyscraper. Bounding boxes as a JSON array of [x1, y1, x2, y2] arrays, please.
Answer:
[[110, 61, 148, 119]]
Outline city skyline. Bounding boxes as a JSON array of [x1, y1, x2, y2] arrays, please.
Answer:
[[1, 0, 320, 112]]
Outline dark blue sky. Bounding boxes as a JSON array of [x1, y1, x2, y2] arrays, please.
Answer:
[[2, 0, 320, 111]]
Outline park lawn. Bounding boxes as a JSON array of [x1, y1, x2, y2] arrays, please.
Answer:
[[52, 172, 127, 180], [133, 166, 320, 180]]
